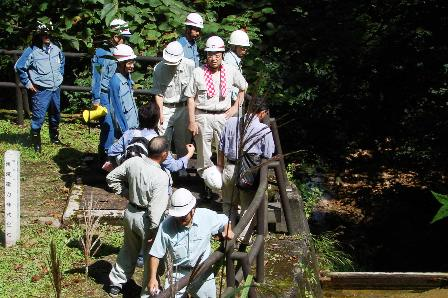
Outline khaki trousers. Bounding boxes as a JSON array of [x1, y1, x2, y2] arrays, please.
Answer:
[[221, 163, 256, 241], [109, 205, 155, 296], [159, 105, 191, 156], [194, 112, 226, 175]]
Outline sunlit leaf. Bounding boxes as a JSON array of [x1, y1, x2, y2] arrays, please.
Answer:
[[431, 205, 448, 223]]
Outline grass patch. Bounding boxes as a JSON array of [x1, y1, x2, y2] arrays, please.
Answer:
[[0, 115, 99, 220], [0, 223, 125, 297], [313, 233, 354, 272]]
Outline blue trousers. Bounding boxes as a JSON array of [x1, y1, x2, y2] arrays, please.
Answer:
[[98, 91, 118, 154], [31, 87, 61, 131]]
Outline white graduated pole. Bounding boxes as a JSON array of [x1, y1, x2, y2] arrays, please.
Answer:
[[4, 150, 21, 247]]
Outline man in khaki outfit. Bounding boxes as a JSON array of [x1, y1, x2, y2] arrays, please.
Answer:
[[151, 41, 195, 159], [106, 136, 171, 297], [185, 36, 248, 185]]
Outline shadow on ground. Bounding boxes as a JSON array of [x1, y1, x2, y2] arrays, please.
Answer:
[[67, 238, 120, 258], [0, 132, 30, 147], [53, 147, 100, 188], [66, 260, 142, 297]]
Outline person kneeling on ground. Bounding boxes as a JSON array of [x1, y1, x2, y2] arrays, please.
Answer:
[[105, 101, 195, 173], [147, 188, 234, 298]]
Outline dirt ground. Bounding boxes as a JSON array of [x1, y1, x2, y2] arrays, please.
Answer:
[[309, 148, 448, 272]]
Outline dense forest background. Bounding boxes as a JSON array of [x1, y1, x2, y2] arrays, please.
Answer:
[[1, 0, 446, 174], [0, 0, 448, 271]]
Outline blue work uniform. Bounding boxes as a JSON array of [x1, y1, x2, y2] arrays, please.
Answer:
[[108, 73, 139, 137], [15, 43, 65, 131], [178, 36, 200, 67], [91, 47, 118, 154], [108, 128, 189, 173], [149, 208, 229, 298]]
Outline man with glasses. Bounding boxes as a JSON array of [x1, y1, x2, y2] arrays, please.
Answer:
[[91, 19, 132, 159], [185, 35, 248, 199], [150, 41, 195, 172], [178, 12, 203, 67], [146, 188, 234, 297]]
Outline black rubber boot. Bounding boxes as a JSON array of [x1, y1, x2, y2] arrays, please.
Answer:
[[49, 127, 62, 145], [31, 129, 42, 153]]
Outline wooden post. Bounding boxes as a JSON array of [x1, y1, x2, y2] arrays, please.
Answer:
[[269, 118, 288, 186], [4, 150, 21, 247]]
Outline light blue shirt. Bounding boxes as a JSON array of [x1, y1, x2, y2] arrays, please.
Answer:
[[15, 43, 65, 91], [108, 128, 189, 172], [178, 36, 200, 67], [219, 115, 275, 161], [109, 73, 139, 133], [150, 208, 228, 267]]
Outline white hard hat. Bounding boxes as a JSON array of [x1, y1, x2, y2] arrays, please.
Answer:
[[163, 41, 184, 65], [110, 18, 132, 36], [229, 30, 250, 47], [184, 12, 204, 29], [203, 166, 223, 191], [113, 44, 137, 62], [204, 36, 225, 52], [168, 188, 197, 217], [36, 20, 53, 34]]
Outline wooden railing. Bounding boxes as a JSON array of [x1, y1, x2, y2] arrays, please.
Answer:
[[0, 49, 162, 125]]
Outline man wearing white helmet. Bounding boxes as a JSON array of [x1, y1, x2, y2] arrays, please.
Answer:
[[224, 30, 251, 107], [108, 44, 139, 137], [91, 19, 132, 158], [178, 12, 203, 67], [150, 41, 195, 163], [146, 188, 234, 297], [184, 35, 248, 196], [15, 20, 65, 153]]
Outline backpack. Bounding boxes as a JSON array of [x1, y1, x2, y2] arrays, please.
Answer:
[[236, 119, 272, 191], [120, 137, 150, 162], [237, 153, 262, 190]]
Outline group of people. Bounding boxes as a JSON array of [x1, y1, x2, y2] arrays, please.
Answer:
[[14, 13, 275, 298]]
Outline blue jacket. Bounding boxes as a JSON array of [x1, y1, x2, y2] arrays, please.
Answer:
[[91, 47, 117, 104], [178, 36, 200, 67], [109, 73, 139, 133], [15, 43, 65, 91]]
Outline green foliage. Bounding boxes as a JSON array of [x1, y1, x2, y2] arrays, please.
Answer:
[[299, 183, 323, 220], [0, 225, 83, 297], [431, 191, 448, 223], [313, 233, 354, 272], [63, 67, 92, 113], [286, 161, 324, 219]]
